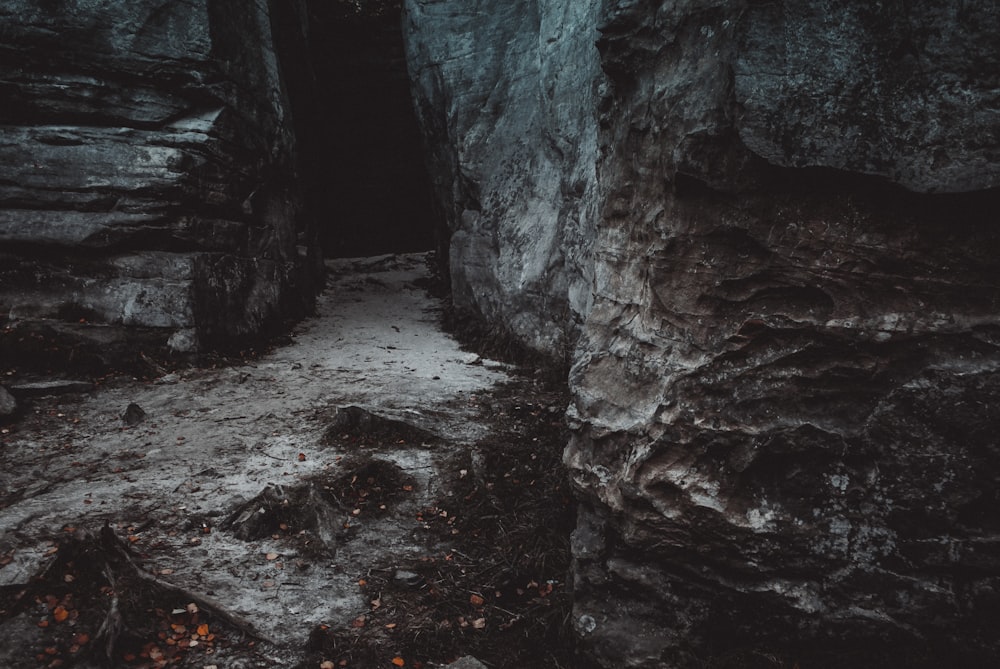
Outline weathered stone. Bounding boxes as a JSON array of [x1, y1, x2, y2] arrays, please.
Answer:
[[8, 380, 94, 397], [0, 0, 321, 368], [0, 386, 15, 418], [403, 0, 602, 354], [404, 0, 1000, 666], [735, 1, 1000, 193], [441, 657, 488, 669], [122, 402, 146, 427]]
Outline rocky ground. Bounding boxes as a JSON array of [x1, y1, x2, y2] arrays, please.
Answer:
[[0, 254, 592, 669]]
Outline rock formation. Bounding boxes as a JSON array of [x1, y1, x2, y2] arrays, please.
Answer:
[[2, 0, 998, 665], [404, 0, 602, 354], [404, 0, 1000, 666], [0, 0, 320, 370]]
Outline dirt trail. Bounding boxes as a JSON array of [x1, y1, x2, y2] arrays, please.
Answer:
[[1, 254, 556, 668]]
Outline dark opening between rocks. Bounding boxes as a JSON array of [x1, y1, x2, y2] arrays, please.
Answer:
[[272, 0, 438, 259]]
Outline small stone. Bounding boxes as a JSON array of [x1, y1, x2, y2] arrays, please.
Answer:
[[461, 353, 481, 365], [392, 569, 424, 588], [0, 386, 16, 417], [154, 373, 180, 385], [167, 329, 198, 353], [441, 657, 488, 669], [122, 403, 146, 427]]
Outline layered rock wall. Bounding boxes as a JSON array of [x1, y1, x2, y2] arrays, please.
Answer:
[[405, 0, 1000, 666], [0, 0, 319, 369]]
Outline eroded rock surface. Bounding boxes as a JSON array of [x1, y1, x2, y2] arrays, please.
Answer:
[[404, 1, 1000, 666], [0, 0, 320, 366], [403, 0, 602, 353]]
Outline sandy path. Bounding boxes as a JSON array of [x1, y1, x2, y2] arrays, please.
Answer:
[[0, 253, 511, 664]]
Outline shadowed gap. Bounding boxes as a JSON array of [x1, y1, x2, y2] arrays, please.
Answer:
[[272, 0, 438, 259]]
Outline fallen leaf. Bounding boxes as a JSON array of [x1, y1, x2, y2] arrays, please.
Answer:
[[350, 615, 366, 628], [265, 552, 279, 561], [320, 662, 335, 669], [469, 594, 485, 607], [385, 623, 397, 629], [472, 617, 486, 629], [53, 606, 69, 622], [391, 658, 405, 667], [197, 623, 209, 636], [297, 453, 306, 462]]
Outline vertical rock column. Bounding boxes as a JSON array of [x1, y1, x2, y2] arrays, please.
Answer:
[[567, 1, 1000, 667], [403, 0, 602, 355], [0, 0, 320, 370]]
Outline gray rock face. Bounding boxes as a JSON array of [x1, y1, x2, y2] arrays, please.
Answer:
[[403, 0, 602, 353], [735, 1, 1000, 193], [405, 0, 1000, 666], [0, 0, 320, 366]]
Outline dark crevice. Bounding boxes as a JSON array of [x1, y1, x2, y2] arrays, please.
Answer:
[[271, 1, 439, 259]]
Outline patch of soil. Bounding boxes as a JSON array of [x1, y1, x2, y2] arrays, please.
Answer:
[[321, 406, 442, 450], [225, 459, 417, 555], [0, 526, 266, 669], [299, 376, 601, 669]]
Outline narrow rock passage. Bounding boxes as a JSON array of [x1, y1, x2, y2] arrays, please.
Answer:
[[0, 254, 539, 668]]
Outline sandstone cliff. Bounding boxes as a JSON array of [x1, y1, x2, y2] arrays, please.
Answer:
[[405, 0, 1000, 666], [0, 0, 319, 370]]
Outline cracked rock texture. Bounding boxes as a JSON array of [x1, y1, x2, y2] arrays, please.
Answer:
[[0, 0, 320, 366], [405, 0, 1000, 666]]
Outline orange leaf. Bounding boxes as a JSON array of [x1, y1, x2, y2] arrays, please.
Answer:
[[469, 594, 485, 607], [53, 606, 69, 622], [197, 623, 209, 636], [391, 658, 405, 667]]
